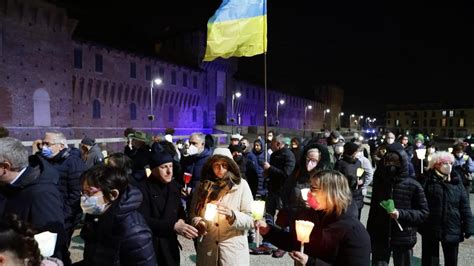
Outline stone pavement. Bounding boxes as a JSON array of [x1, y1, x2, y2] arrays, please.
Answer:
[[69, 195, 474, 265]]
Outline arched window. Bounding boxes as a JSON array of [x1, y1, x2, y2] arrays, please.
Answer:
[[130, 103, 137, 120], [93, 99, 101, 119], [33, 88, 51, 126]]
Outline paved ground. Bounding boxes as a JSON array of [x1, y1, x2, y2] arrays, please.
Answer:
[[70, 195, 474, 265]]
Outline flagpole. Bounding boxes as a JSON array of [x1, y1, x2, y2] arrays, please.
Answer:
[[263, 0, 268, 162]]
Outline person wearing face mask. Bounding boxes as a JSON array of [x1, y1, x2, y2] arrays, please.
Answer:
[[279, 143, 331, 230], [32, 131, 85, 265], [373, 132, 396, 165], [289, 137, 303, 163], [0, 137, 65, 261], [136, 143, 198, 266], [326, 131, 344, 169], [252, 139, 266, 197], [334, 142, 364, 219], [189, 148, 254, 266], [451, 144, 474, 200], [367, 143, 429, 266], [78, 166, 156, 266], [256, 170, 371, 265], [180, 133, 212, 190], [419, 151, 474, 266], [229, 144, 258, 197]]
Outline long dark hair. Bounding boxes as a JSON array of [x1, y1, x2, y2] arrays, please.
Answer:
[[0, 214, 42, 266]]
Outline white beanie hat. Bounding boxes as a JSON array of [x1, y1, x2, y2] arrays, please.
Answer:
[[212, 147, 233, 159]]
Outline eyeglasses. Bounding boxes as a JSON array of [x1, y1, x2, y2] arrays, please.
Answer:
[[42, 141, 59, 147], [81, 186, 101, 197], [212, 162, 228, 170]]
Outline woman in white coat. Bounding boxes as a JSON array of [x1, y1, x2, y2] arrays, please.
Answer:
[[190, 148, 254, 266]]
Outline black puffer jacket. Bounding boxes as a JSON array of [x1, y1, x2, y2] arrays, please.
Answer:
[[45, 147, 85, 231], [420, 169, 474, 243], [367, 143, 429, 247], [267, 147, 296, 193], [81, 185, 157, 266]]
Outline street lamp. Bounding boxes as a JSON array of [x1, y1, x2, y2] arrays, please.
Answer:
[[338, 112, 344, 129], [303, 105, 313, 138], [231, 91, 241, 134], [276, 99, 285, 126], [323, 109, 330, 129], [149, 78, 163, 132]]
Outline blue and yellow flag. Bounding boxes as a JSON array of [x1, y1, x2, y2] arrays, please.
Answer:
[[203, 0, 267, 61]]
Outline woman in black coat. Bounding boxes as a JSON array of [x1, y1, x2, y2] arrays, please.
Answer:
[[257, 170, 371, 266], [78, 166, 156, 266], [420, 151, 474, 266], [137, 143, 198, 266]]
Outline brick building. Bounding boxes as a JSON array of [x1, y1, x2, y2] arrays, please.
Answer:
[[0, 0, 342, 141]]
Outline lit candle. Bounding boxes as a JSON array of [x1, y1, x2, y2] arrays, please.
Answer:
[[251, 200, 265, 220], [204, 203, 217, 221], [251, 200, 265, 247], [300, 188, 310, 201], [415, 148, 427, 174], [356, 168, 365, 178], [145, 168, 151, 177], [295, 220, 314, 253], [448, 147, 453, 153]]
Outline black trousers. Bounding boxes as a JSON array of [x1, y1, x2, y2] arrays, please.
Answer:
[[421, 236, 459, 266], [372, 242, 413, 266]]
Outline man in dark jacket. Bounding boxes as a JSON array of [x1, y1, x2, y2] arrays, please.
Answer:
[[180, 133, 212, 189], [367, 142, 429, 266], [80, 136, 104, 170], [0, 137, 65, 259], [125, 131, 152, 182], [33, 131, 85, 265], [137, 143, 198, 266], [263, 134, 296, 258]]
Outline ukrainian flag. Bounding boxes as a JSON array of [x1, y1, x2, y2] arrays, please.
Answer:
[[203, 0, 267, 61]]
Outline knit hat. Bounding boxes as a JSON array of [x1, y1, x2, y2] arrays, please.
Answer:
[[230, 134, 243, 140], [228, 145, 243, 154], [212, 147, 233, 159], [81, 137, 95, 146], [150, 143, 173, 169], [343, 142, 359, 155]]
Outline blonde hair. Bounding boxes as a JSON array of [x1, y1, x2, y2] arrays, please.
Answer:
[[310, 170, 352, 216], [428, 151, 455, 170]]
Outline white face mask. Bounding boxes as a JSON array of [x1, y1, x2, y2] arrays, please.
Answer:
[[307, 160, 317, 172], [438, 164, 452, 175], [386, 138, 395, 145], [186, 144, 199, 156], [80, 195, 108, 215], [355, 151, 364, 159], [455, 153, 464, 158]]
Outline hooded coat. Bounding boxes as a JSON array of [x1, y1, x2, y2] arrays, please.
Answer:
[[367, 143, 429, 248], [190, 155, 254, 266]]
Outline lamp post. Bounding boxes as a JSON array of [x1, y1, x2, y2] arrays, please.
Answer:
[[338, 112, 344, 129], [149, 78, 163, 133], [276, 99, 285, 126], [231, 91, 241, 134], [303, 105, 312, 138], [323, 109, 330, 130]]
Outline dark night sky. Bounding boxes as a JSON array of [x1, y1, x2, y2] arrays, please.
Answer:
[[52, 0, 474, 117]]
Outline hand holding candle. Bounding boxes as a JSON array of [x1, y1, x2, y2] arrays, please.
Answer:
[[251, 200, 266, 247]]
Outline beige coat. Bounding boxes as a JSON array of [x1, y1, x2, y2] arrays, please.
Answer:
[[190, 179, 254, 266]]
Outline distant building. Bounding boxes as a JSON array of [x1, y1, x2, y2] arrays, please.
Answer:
[[0, 0, 341, 140], [385, 104, 473, 138]]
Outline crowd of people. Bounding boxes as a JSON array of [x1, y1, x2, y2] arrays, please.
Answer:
[[0, 127, 473, 266]]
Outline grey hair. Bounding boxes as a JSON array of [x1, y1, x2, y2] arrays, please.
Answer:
[[275, 134, 285, 145], [45, 131, 67, 145], [0, 137, 29, 170], [190, 132, 205, 143]]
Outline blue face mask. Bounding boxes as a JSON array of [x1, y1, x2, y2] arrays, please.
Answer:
[[80, 195, 108, 215], [41, 146, 54, 158]]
